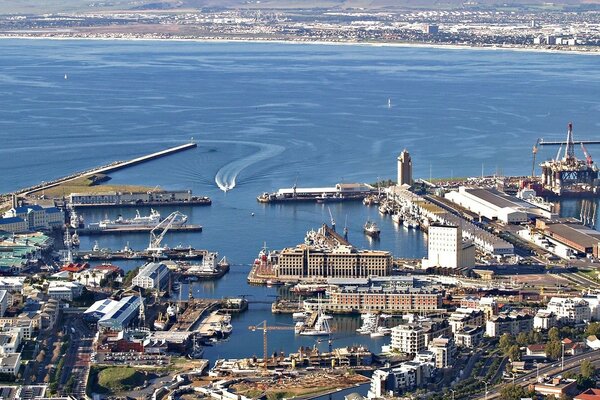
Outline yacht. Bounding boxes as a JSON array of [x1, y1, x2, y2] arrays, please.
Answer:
[[299, 311, 331, 336]]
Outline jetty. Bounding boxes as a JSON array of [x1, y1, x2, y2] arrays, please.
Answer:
[[20, 142, 197, 196]]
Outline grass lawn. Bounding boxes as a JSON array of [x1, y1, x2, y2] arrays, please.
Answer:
[[93, 366, 145, 393]]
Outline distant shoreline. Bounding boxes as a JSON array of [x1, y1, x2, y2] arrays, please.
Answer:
[[1, 34, 599, 56]]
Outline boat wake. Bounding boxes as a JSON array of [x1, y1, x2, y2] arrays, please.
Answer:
[[212, 141, 285, 192]]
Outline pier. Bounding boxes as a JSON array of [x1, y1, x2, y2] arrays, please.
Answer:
[[21, 142, 197, 196]]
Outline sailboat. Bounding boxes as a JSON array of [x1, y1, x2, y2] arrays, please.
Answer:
[[64, 74, 68, 80], [387, 98, 391, 108]]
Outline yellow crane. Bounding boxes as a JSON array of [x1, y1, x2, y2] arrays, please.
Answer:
[[248, 320, 294, 370]]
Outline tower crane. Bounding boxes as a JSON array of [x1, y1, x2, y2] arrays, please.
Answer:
[[147, 211, 187, 253], [248, 320, 295, 370]]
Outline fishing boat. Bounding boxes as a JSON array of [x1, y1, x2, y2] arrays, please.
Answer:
[[356, 313, 378, 335], [364, 220, 380, 237], [153, 312, 169, 330], [290, 283, 328, 296]]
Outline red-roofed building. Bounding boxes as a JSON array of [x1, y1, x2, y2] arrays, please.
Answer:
[[60, 262, 89, 273], [575, 388, 600, 400]]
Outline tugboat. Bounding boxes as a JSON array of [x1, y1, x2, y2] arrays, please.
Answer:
[[363, 220, 380, 237]]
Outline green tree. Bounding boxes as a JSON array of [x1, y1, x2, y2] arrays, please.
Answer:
[[581, 359, 596, 379], [499, 333, 515, 352], [548, 327, 560, 342], [507, 345, 521, 362], [545, 340, 562, 360], [527, 330, 543, 344], [499, 383, 528, 400], [585, 322, 600, 337], [516, 332, 528, 346]]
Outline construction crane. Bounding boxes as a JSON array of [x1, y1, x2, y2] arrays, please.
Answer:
[[147, 211, 187, 253], [531, 138, 540, 177], [248, 320, 295, 370], [581, 142, 594, 166]]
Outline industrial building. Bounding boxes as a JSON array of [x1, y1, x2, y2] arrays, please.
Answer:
[[397, 150, 412, 186], [84, 296, 141, 331], [132, 262, 169, 290], [536, 219, 600, 258], [422, 223, 475, 269], [0, 205, 64, 233], [445, 187, 553, 224]]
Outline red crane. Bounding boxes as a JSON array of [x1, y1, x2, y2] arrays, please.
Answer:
[[581, 142, 594, 166]]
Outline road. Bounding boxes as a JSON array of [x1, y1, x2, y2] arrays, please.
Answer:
[[58, 316, 95, 399], [471, 349, 600, 399]]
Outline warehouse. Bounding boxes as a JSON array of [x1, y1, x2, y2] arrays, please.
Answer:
[[84, 295, 141, 331], [537, 220, 600, 258], [445, 187, 551, 224]]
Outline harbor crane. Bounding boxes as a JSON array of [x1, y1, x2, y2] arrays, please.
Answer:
[[328, 206, 335, 232], [531, 138, 540, 177], [147, 211, 187, 253], [248, 320, 295, 370], [581, 142, 594, 166]]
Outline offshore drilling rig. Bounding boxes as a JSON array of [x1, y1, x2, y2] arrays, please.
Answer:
[[535, 122, 599, 196]]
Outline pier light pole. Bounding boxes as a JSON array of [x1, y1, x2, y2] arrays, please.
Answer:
[[479, 379, 488, 400], [450, 389, 455, 400]]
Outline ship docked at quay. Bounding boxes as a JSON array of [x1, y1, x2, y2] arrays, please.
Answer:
[[257, 182, 375, 203]]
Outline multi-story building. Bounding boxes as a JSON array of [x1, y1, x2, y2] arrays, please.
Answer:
[[0, 353, 21, 377], [47, 281, 84, 302], [454, 326, 484, 348], [2, 205, 64, 231], [423, 223, 475, 269], [534, 310, 557, 331], [274, 225, 392, 280], [448, 308, 484, 333], [390, 324, 425, 356], [485, 312, 534, 337], [428, 336, 454, 369], [132, 262, 169, 290], [546, 297, 591, 324], [460, 296, 498, 320], [320, 285, 442, 314]]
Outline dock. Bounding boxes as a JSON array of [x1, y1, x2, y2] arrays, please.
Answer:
[[170, 299, 218, 332], [21, 142, 197, 196], [195, 311, 229, 337], [77, 224, 202, 235], [73, 247, 209, 261]]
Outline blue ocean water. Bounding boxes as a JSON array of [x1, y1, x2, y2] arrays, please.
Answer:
[[1, 39, 599, 364]]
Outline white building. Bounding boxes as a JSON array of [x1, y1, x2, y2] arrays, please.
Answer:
[[0, 218, 28, 234], [423, 223, 475, 269], [47, 281, 84, 302], [390, 324, 425, 355], [3, 205, 64, 231], [132, 262, 169, 290], [454, 326, 484, 348], [0, 328, 22, 354], [534, 310, 557, 331], [445, 187, 531, 224], [546, 297, 590, 324], [388, 360, 434, 393], [0, 353, 21, 377], [368, 369, 390, 399]]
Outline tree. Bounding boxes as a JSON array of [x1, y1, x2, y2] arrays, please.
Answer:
[[527, 330, 543, 344], [516, 332, 528, 346], [548, 327, 560, 342], [585, 322, 600, 337], [507, 345, 521, 362], [581, 359, 596, 379], [499, 383, 528, 400], [499, 333, 515, 352], [545, 340, 562, 360]]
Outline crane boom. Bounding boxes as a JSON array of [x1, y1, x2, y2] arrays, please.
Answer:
[[147, 211, 187, 252], [581, 142, 594, 166]]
